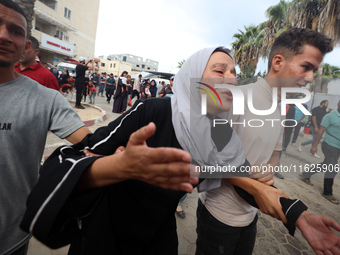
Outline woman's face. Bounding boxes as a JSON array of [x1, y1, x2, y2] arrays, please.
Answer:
[[151, 81, 155, 86], [199, 52, 237, 116]]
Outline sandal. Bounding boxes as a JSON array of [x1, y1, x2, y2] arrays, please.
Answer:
[[322, 194, 339, 204], [176, 210, 186, 218], [299, 174, 313, 186]]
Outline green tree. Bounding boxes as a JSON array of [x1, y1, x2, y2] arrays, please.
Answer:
[[261, 0, 292, 57], [289, 0, 340, 92], [177, 59, 186, 69], [231, 23, 265, 73]]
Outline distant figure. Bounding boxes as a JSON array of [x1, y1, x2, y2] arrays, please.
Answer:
[[15, 36, 59, 91], [131, 74, 142, 100], [158, 76, 174, 97], [112, 71, 128, 113], [105, 73, 116, 104], [75, 57, 91, 109], [87, 80, 97, 104], [299, 100, 331, 158], [301, 100, 340, 204]]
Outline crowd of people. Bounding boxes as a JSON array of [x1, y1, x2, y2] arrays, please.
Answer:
[[1, 1, 340, 255]]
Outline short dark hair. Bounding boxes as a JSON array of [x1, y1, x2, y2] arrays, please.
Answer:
[[121, 71, 128, 76], [0, 0, 29, 37], [29, 35, 39, 50], [268, 28, 333, 70], [320, 100, 328, 105]]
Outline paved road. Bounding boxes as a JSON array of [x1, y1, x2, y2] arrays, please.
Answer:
[[28, 94, 340, 255]]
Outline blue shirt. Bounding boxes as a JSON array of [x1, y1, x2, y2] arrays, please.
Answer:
[[321, 110, 340, 149], [294, 104, 308, 122]]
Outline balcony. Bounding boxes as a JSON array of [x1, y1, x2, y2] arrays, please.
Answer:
[[34, 6, 76, 32], [38, 0, 57, 10]]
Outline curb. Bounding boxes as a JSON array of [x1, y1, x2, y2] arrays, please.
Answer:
[[69, 100, 108, 127]]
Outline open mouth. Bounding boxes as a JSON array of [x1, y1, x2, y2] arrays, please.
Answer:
[[220, 89, 233, 99]]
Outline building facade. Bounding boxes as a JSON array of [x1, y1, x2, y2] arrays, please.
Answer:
[[97, 57, 133, 76], [107, 54, 159, 73], [31, 0, 100, 66]]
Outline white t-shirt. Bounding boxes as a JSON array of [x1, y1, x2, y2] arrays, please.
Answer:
[[200, 77, 283, 227]]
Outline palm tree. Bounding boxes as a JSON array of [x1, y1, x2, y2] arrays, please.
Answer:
[[318, 63, 340, 93], [261, 0, 292, 57], [261, 0, 340, 92], [231, 23, 265, 72], [288, 0, 340, 92], [13, 0, 36, 35], [177, 60, 186, 69], [323, 63, 340, 78]]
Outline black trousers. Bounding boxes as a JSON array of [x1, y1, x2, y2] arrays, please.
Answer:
[[196, 199, 258, 255], [303, 141, 339, 195], [106, 88, 115, 103], [131, 89, 140, 100], [75, 83, 86, 106], [9, 242, 29, 255]]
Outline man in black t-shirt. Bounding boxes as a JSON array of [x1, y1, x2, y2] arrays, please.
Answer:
[[75, 57, 91, 109], [299, 100, 330, 157]]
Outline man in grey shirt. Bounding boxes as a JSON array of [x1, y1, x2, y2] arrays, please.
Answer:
[[0, 1, 196, 254]]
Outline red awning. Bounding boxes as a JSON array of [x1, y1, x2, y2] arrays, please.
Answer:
[[63, 58, 80, 65]]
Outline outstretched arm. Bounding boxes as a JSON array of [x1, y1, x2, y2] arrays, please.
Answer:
[[226, 177, 340, 254], [78, 122, 198, 192], [296, 212, 340, 255]]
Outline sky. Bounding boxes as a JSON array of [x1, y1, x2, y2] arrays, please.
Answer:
[[94, 0, 340, 75]]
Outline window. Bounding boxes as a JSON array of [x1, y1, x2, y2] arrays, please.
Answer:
[[122, 56, 127, 62], [147, 67, 150, 70], [113, 63, 116, 68], [136, 65, 140, 67], [142, 64, 145, 68], [101, 63, 105, 67], [110, 63, 112, 68], [55, 30, 63, 40], [64, 35, 69, 41], [64, 8, 71, 19]]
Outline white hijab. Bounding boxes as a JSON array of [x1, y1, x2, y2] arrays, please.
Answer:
[[170, 47, 246, 192]]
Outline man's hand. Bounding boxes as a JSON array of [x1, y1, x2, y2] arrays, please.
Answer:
[[296, 211, 340, 255], [252, 183, 289, 224], [249, 164, 275, 185], [80, 122, 199, 192], [310, 145, 318, 155]]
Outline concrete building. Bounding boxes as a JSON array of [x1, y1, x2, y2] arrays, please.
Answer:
[[97, 57, 133, 76], [107, 54, 159, 73], [31, 0, 100, 66]]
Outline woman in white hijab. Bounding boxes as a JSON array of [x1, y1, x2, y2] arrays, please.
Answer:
[[22, 47, 340, 255]]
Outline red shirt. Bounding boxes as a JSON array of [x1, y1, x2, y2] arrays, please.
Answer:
[[15, 62, 59, 91]]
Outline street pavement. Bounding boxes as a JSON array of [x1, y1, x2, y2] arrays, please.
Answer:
[[28, 94, 340, 255]]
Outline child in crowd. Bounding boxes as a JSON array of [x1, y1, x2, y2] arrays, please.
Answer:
[[59, 82, 74, 98], [87, 80, 97, 104], [144, 83, 151, 99]]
